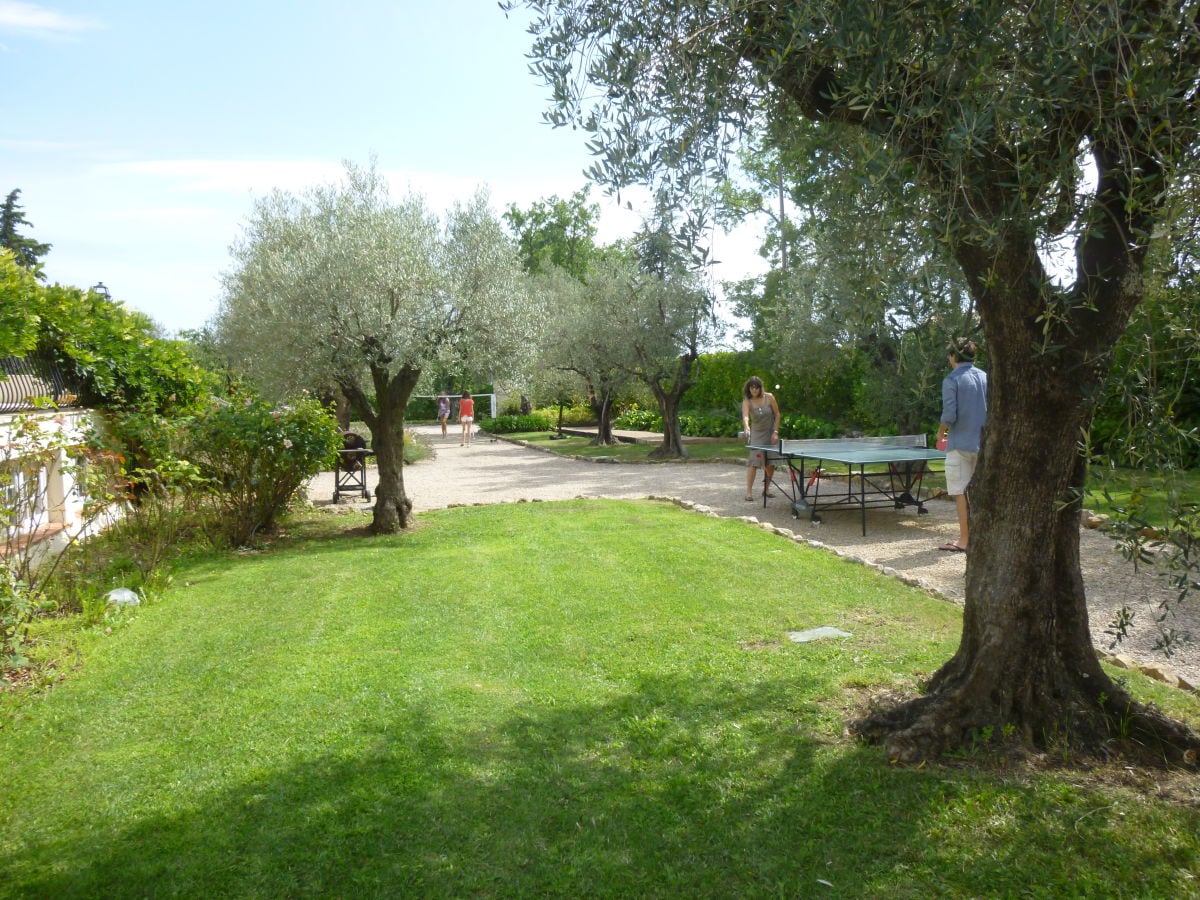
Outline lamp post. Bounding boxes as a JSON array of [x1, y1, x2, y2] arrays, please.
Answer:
[[90, 282, 111, 299]]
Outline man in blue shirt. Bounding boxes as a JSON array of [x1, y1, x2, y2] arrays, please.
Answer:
[[935, 338, 988, 552]]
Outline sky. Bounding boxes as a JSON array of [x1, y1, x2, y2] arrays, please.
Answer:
[[1, 0, 768, 336]]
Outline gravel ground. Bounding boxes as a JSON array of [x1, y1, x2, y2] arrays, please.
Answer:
[[307, 424, 1198, 691]]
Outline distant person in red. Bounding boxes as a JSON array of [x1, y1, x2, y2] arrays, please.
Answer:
[[458, 391, 475, 446]]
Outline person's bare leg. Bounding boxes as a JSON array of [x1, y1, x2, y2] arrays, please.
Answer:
[[745, 465, 756, 499], [955, 493, 970, 548], [764, 465, 775, 497]]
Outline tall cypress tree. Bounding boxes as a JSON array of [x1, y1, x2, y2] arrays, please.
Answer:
[[0, 189, 52, 276]]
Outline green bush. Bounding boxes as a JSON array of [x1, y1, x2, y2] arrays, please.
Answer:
[[678, 412, 741, 437], [182, 395, 342, 546], [778, 414, 840, 440], [484, 413, 554, 434], [405, 396, 438, 421], [0, 566, 33, 676], [35, 282, 213, 415], [528, 403, 595, 427], [613, 405, 661, 431]]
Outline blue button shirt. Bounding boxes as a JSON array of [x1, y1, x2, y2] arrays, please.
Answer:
[[941, 362, 988, 453]]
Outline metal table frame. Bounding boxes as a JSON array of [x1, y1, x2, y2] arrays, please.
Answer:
[[333, 433, 375, 502], [749, 436, 946, 535]]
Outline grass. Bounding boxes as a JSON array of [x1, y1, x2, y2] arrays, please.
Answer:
[[1084, 465, 1200, 528], [2, 500, 1198, 897], [503, 430, 775, 463]]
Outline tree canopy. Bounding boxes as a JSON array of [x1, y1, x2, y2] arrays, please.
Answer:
[[0, 190, 51, 276], [503, 188, 600, 280], [218, 162, 539, 532]]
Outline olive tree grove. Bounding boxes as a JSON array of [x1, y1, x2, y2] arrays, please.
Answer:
[[218, 163, 538, 533], [508, 0, 1200, 764]]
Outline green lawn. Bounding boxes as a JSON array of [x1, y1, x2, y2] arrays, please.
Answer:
[[1, 500, 1197, 897], [502, 429, 749, 462], [1084, 465, 1200, 527]]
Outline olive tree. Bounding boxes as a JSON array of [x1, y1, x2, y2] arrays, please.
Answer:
[[535, 264, 632, 445], [510, 0, 1200, 764], [621, 263, 718, 459], [218, 163, 537, 533]]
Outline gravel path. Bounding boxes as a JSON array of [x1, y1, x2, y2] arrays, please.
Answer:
[[308, 424, 1198, 691]]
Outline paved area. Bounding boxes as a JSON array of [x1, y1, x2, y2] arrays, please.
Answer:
[[307, 424, 1198, 690]]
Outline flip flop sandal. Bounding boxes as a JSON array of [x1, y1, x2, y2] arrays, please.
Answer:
[[937, 542, 967, 552]]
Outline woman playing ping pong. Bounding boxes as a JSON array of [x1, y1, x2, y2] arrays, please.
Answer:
[[741, 376, 781, 501]]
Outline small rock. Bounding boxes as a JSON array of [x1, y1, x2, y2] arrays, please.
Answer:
[[788, 626, 852, 643], [106, 588, 139, 607], [1137, 664, 1181, 687]]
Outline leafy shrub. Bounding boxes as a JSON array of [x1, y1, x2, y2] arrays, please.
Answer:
[[0, 566, 33, 676], [778, 414, 839, 440], [678, 412, 741, 437], [614, 405, 662, 431], [405, 395, 438, 421], [484, 413, 554, 434], [182, 395, 342, 546], [1, 411, 124, 675], [35, 282, 213, 414], [531, 403, 595, 427]]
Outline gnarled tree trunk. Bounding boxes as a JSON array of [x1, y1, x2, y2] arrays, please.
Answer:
[[853, 177, 1200, 765], [340, 362, 420, 534]]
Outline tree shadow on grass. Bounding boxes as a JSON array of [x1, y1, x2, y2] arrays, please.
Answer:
[[12, 673, 1193, 898]]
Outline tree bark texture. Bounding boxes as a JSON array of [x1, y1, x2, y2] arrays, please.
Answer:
[[340, 363, 419, 534], [646, 354, 698, 460], [590, 395, 617, 446], [852, 209, 1200, 766]]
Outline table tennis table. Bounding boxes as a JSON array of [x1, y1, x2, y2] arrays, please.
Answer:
[[747, 435, 945, 535]]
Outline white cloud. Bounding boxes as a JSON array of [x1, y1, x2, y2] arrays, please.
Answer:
[[100, 158, 347, 195], [0, 2, 97, 38], [95, 157, 651, 242]]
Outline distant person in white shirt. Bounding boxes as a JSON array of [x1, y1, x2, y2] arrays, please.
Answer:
[[936, 338, 988, 553]]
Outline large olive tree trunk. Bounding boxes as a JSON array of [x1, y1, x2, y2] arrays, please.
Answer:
[[585, 374, 620, 447], [853, 163, 1200, 765], [340, 362, 420, 534], [643, 352, 699, 460], [648, 383, 689, 460]]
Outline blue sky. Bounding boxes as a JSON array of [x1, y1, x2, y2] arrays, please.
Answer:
[[1, 0, 766, 334]]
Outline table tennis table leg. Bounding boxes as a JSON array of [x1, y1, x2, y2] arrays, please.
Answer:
[[858, 463, 867, 536]]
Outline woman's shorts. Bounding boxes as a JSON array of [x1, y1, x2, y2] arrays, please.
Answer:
[[945, 449, 978, 495], [461, 415, 474, 424]]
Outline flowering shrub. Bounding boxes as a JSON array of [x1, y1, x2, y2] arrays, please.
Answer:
[[181, 395, 342, 546]]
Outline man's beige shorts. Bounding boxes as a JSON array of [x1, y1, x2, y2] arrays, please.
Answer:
[[945, 449, 978, 496]]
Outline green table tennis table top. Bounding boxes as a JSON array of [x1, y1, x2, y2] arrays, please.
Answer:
[[748, 439, 947, 465]]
